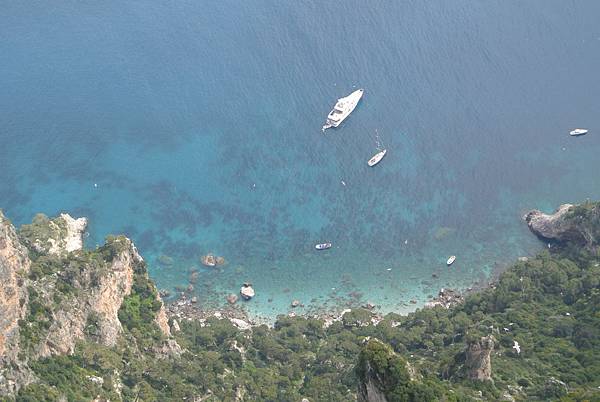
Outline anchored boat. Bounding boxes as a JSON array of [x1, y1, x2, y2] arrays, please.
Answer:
[[569, 128, 588, 136], [368, 149, 387, 167], [447, 255, 456, 266], [322, 89, 364, 131], [315, 243, 332, 250]]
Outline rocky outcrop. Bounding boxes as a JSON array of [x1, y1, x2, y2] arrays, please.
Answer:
[[0, 212, 34, 394], [19, 213, 87, 256], [525, 202, 600, 250], [464, 335, 495, 381], [425, 288, 464, 309]]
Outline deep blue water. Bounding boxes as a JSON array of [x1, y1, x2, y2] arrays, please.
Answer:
[[2, 1, 600, 319]]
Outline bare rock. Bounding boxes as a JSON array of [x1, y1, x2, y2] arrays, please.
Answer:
[[240, 284, 255, 300], [465, 335, 495, 381], [291, 300, 300, 308]]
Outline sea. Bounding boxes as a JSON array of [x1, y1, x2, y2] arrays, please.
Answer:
[[1, 1, 599, 320]]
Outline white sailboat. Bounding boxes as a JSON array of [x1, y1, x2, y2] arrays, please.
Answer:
[[322, 89, 364, 131]]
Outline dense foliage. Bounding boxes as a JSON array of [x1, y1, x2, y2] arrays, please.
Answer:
[[8, 204, 600, 401]]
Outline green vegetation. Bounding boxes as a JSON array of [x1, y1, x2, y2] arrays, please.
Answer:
[[7, 204, 600, 401]]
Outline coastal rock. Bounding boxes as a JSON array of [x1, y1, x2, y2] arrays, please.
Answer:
[[425, 288, 464, 309], [240, 284, 255, 300], [230, 318, 252, 331], [291, 300, 300, 308], [464, 335, 495, 381], [201, 254, 226, 267], [525, 202, 600, 250], [201, 254, 217, 267]]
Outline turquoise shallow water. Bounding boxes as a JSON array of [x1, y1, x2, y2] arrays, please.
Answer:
[[1, 1, 600, 319]]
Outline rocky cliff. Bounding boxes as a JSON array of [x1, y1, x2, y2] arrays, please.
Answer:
[[0, 212, 173, 395], [525, 202, 600, 251], [464, 335, 495, 381], [0, 212, 33, 395]]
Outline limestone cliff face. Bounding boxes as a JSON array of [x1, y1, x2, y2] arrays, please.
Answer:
[[464, 335, 495, 381], [0, 212, 33, 394], [526, 202, 600, 250], [37, 239, 138, 357], [0, 212, 173, 395]]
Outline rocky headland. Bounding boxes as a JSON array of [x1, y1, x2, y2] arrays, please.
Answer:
[[2, 200, 600, 400]]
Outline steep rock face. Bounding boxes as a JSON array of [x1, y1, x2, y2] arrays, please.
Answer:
[[0, 212, 174, 395], [37, 240, 138, 357], [0, 212, 33, 394], [464, 335, 495, 381], [525, 202, 600, 250]]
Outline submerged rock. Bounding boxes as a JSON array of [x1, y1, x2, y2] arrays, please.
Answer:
[[226, 294, 238, 304], [158, 255, 174, 266]]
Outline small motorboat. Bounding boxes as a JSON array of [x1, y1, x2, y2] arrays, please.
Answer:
[[315, 243, 332, 250], [569, 128, 588, 136], [368, 149, 387, 167], [447, 255, 456, 266]]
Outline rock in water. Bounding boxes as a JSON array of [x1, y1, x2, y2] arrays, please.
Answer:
[[201, 254, 217, 267], [291, 300, 300, 308], [240, 284, 255, 300], [464, 335, 495, 381]]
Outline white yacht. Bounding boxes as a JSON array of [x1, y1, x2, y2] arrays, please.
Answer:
[[368, 149, 387, 167], [569, 128, 588, 136], [322, 89, 364, 131], [447, 255, 456, 266]]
